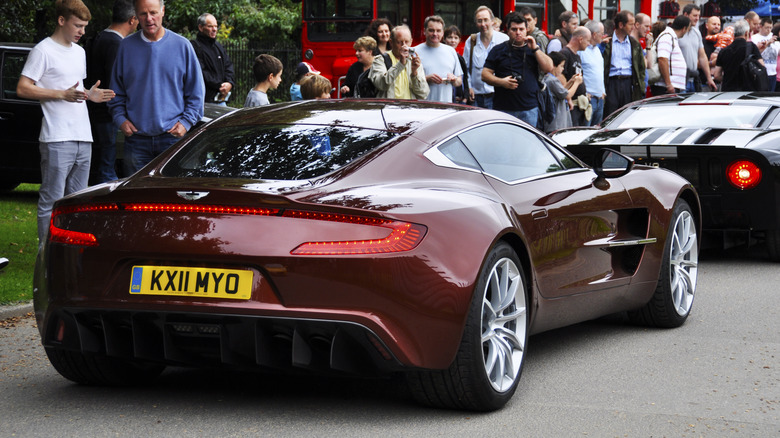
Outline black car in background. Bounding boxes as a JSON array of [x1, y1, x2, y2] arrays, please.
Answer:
[[0, 42, 233, 191], [0, 43, 39, 190], [552, 92, 780, 261]]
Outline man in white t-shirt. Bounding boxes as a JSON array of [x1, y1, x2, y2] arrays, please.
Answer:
[[752, 17, 778, 91], [414, 15, 463, 103], [16, 0, 115, 245], [463, 5, 509, 109]]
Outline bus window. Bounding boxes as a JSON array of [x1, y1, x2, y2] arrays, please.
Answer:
[[592, 0, 620, 23], [378, 0, 411, 27], [433, 1, 501, 36], [304, 0, 374, 42], [547, 0, 573, 36]]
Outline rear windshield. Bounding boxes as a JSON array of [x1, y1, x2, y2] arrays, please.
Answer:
[[610, 105, 769, 129], [162, 124, 396, 180]]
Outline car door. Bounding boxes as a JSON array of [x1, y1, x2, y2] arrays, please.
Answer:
[[455, 122, 636, 299], [0, 47, 43, 186]]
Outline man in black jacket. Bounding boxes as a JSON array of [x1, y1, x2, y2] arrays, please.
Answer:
[[85, 0, 136, 183], [191, 13, 235, 105]]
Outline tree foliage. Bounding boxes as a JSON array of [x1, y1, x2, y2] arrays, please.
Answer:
[[0, 0, 301, 43]]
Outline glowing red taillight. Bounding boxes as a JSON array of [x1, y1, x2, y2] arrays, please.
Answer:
[[121, 203, 280, 216], [285, 210, 427, 255], [726, 160, 761, 189], [49, 204, 118, 247]]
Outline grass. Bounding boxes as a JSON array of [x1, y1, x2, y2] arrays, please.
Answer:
[[0, 184, 39, 304]]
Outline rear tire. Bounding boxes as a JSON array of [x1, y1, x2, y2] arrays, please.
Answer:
[[45, 347, 164, 386], [629, 199, 698, 328], [766, 229, 780, 262], [408, 242, 528, 411]]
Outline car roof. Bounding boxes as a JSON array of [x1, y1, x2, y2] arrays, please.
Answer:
[[220, 99, 479, 134], [0, 43, 34, 51], [634, 91, 780, 107]]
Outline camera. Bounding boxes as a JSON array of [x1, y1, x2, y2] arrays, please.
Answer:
[[513, 73, 524, 84]]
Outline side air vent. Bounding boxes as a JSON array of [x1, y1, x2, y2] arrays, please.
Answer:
[[695, 129, 726, 145]]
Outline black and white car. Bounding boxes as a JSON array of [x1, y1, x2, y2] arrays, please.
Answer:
[[553, 92, 780, 261]]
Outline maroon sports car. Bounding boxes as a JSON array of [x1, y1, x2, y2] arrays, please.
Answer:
[[34, 100, 700, 411]]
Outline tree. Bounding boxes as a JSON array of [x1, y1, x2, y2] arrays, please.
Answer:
[[0, 0, 300, 44]]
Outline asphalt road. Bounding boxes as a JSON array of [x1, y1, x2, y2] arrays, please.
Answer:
[[1, 245, 778, 437]]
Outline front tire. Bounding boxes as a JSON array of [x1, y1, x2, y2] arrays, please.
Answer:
[[408, 242, 528, 411], [629, 199, 698, 328]]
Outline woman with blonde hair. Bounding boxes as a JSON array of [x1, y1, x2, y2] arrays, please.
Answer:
[[340, 36, 378, 97]]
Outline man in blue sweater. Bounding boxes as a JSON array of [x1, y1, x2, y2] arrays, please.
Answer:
[[109, 0, 204, 174]]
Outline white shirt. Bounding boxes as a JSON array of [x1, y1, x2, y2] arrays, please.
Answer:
[[752, 33, 778, 75], [462, 31, 509, 95], [414, 43, 463, 103], [655, 28, 686, 90], [21, 37, 92, 143]]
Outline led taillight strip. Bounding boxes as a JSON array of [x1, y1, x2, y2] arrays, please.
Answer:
[[49, 204, 119, 247], [49, 203, 427, 255], [289, 213, 427, 255], [121, 203, 280, 216]]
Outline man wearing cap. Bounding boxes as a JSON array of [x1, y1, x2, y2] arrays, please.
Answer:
[[290, 62, 320, 101]]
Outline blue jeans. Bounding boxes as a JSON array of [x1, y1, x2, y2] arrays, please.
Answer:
[[503, 107, 539, 127], [124, 132, 179, 175], [38, 141, 91, 244], [90, 120, 118, 183], [685, 79, 697, 93], [589, 96, 604, 126], [474, 93, 494, 109]]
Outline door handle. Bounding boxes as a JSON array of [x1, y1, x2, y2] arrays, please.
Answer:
[[531, 209, 548, 220]]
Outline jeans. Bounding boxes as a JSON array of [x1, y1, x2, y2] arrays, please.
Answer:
[[123, 132, 179, 175], [90, 120, 118, 184], [685, 78, 697, 93], [474, 93, 494, 109], [38, 141, 91, 244], [589, 96, 604, 126], [503, 107, 539, 127]]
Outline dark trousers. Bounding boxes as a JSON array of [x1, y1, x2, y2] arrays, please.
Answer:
[[604, 76, 633, 119]]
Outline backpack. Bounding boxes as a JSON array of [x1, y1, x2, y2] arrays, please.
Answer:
[[537, 82, 555, 128], [355, 53, 392, 98], [740, 45, 768, 91], [647, 32, 674, 84]]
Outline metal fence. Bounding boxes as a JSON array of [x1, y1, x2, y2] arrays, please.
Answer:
[[222, 40, 301, 107]]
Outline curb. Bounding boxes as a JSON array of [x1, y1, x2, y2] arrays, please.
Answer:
[[0, 301, 34, 320]]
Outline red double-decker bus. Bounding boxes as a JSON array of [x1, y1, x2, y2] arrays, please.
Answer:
[[300, 0, 657, 93]]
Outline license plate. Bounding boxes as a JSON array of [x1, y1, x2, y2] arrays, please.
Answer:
[[129, 265, 253, 300]]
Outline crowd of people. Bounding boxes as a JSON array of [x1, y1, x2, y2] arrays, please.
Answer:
[[15, 0, 779, 247], [323, 4, 777, 134]]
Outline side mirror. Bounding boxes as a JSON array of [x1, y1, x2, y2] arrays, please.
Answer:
[[593, 148, 633, 179]]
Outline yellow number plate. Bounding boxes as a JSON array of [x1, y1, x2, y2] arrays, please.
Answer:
[[130, 265, 253, 300]]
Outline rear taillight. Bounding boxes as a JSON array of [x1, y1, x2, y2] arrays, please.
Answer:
[[726, 160, 761, 190], [286, 210, 427, 255], [49, 204, 118, 247], [121, 203, 280, 216], [48, 203, 426, 254]]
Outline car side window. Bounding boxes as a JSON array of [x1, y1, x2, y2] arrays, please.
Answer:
[[437, 136, 481, 171], [1, 52, 30, 101], [458, 123, 565, 182]]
